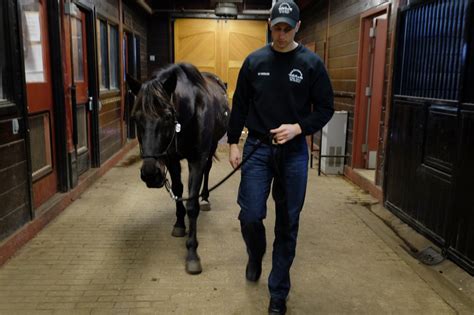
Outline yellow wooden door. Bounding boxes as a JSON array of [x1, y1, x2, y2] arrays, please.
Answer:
[[174, 19, 267, 106], [174, 19, 220, 75], [222, 20, 268, 105]]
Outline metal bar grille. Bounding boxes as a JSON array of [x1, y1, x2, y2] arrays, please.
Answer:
[[397, 0, 469, 100]]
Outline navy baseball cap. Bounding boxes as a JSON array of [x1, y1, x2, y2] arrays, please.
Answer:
[[270, 1, 300, 28]]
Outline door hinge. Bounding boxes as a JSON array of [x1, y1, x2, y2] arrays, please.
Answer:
[[12, 119, 19, 135], [362, 144, 368, 153], [88, 97, 93, 111], [369, 27, 376, 38], [365, 86, 372, 97]]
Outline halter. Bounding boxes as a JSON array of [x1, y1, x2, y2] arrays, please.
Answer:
[[139, 120, 181, 160], [139, 93, 181, 161]]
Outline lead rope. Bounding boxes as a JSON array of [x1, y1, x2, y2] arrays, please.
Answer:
[[163, 134, 273, 202]]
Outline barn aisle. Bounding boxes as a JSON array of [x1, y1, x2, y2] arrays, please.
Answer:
[[0, 145, 471, 314]]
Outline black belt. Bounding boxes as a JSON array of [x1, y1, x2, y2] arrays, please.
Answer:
[[248, 130, 276, 145]]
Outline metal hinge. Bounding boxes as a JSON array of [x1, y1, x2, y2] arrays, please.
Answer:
[[365, 86, 372, 97], [88, 97, 93, 111], [369, 27, 376, 38], [362, 143, 368, 153], [12, 119, 19, 135]]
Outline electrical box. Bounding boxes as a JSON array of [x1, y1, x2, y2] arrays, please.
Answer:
[[320, 111, 348, 175]]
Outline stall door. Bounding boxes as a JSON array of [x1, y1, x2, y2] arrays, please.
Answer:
[[174, 19, 220, 75], [20, 0, 57, 209], [353, 12, 388, 174], [70, 9, 91, 175], [223, 20, 268, 105]]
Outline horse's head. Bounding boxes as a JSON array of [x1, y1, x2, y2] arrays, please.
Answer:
[[128, 72, 178, 188]]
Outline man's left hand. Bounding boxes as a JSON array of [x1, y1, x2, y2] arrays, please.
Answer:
[[270, 123, 302, 144]]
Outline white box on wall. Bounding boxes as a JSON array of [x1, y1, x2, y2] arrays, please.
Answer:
[[320, 111, 348, 175]]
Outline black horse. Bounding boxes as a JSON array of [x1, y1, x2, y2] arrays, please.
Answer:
[[127, 63, 229, 274]]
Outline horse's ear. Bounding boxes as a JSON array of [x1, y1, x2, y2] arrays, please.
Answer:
[[162, 71, 177, 97], [126, 73, 142, 96]]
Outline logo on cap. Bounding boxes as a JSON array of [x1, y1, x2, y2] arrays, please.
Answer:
[[289, 69, 303, 83], [278, 2, 293, 14]]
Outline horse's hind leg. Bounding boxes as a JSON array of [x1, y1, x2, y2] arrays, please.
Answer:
[[200, 143, 217, 211], [168, 160, 186, 237]]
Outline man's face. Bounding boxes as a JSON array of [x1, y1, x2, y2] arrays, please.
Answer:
[[269, 21, 300, 51]]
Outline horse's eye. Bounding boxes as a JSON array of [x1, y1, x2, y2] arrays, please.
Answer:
[[163, 112, 174, 122]]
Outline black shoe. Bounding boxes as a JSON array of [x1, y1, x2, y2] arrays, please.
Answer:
[[268, 298, 286, 315], [245, 258, 262, 282]]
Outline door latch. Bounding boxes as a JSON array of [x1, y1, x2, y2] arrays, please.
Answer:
[[12, 119, 19, 135], [88, 96, 93, 111]]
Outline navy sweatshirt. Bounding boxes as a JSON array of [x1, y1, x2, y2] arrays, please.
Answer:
[[227, 44, 334, 144]]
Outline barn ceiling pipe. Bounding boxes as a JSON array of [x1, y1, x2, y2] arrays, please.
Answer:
[[136, 0, 153, 14]]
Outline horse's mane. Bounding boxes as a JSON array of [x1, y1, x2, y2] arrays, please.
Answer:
[[178, 63, 207, 92], [133, 63, 208, 119]]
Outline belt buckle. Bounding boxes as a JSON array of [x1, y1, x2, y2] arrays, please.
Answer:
[[271, 136, 279, 146]]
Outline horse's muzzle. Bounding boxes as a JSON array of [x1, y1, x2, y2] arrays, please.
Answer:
[[140, 158, 165, 188]]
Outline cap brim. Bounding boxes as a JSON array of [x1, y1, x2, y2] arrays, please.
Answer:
[[270, 17, 297, 28]]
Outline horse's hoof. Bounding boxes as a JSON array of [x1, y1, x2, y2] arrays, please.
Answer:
[[186, 260, 202, 275], [200, 200, 211, 211], [171, 226, 186, 237]]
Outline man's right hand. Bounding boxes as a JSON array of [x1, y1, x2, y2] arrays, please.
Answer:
[[229, 144, 241, 169]]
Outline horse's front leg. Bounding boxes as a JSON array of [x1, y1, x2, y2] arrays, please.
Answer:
[[168, 159, 186, 237], [185, 159, 206, 274], [199, 143, 217, 211]]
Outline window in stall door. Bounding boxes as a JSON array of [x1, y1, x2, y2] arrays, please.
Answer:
[[97, 19, 119, 91], [109, 25, 119, 89], [21, 0, 45, 83], [71, 16, 84, 82]]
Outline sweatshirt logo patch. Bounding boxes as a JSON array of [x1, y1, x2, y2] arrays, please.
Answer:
[[258, 72, 270, 76], [289, 69, 303, 83]]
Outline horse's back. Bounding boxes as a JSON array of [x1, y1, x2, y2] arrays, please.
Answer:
[[202, 72, 230, 142], [174, 64, 229, 143]]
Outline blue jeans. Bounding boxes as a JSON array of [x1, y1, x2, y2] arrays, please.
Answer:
[[238, 135, 308, 300]]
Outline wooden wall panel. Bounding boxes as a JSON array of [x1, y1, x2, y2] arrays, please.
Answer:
[[100, 120, 122, 163], [0, 140, 25, 170], [0, 183, 28, 219], [98, 99, 121, 163], [148, 13, 171, 75], [298, 0, 328, 59], [0, 204, 30, 241], [0, 117, 30, 241], [329, 42, 359, 59]]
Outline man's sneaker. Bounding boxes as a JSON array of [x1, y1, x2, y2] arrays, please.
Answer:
[[268, 297, 286, 315]]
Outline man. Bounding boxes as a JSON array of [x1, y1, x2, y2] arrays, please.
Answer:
[[227, 1, 334, 314]]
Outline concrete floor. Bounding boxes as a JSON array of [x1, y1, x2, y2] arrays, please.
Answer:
[[0, 145, 473, 314]]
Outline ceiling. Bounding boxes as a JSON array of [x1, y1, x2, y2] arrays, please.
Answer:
[[145, 0, 273, 11]]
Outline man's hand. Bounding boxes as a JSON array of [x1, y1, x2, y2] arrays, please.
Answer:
[[270, 123, 302, 144], [229, 143, 241, 169]]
